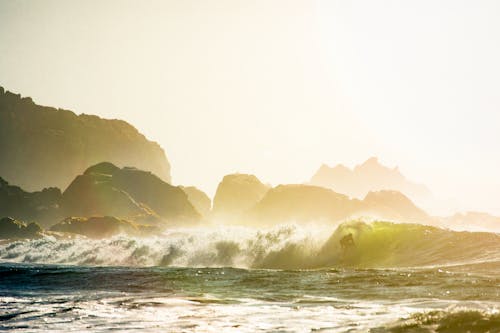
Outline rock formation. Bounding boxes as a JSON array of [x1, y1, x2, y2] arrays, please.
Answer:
[[61, 162, 200, 224], [247, 185, 431, 225], [440, 211, 500, 232], [49, 216, 161, 239], [361, 190, 430, 223], [0, 86, 171, 192], [180, 186, 211, 218], [61, 173, 149, 220], [0, 176, 61, 227], [0, 217, 42, 239], [212, 174, 270, 220], [248, 184, 361, 224], [310, 157, 431, 204]]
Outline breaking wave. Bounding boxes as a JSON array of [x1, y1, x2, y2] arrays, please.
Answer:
[[1, 221, 499, 269], [372, 308, 500, 333]]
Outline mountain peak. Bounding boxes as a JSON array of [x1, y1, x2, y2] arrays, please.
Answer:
[[362, 156, 379, 165], [310, 157, 431, 202]]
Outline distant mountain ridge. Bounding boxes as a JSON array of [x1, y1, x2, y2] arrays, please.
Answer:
[[310, 157, 431, 203], [0, 86, 171, 191]]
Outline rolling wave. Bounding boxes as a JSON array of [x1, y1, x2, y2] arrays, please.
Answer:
[[0, 221, 498, 269]]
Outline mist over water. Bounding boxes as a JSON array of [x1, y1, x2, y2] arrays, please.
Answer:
[[1, 221, 498, 270], [1, 221, 499, 332]]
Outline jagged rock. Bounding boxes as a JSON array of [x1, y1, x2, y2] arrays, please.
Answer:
[[310, 157, 431, 203], [0, 86, 171, 192], [49, 216, 161, 239], [213, 174, 269, 219], [181, 186, 211, 217], [0, 176, 62, 227], [0, 217, 42, 239]]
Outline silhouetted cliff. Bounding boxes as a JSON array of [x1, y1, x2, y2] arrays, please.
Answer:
[[248, 184, 361, 224], [361, 190, 430, 223], [0, 86, 171, 191], [0, 217, 43, 239], [440, 211, 500, 232], [246, 185, 431, 225], [61, 162, 200, 224], [310, 157, 431, 203], [0, 176, 61, 227]]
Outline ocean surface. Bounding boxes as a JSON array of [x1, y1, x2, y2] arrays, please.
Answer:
[[1, 221, 499, 332]]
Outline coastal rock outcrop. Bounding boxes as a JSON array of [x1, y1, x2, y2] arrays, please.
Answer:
[[61, 162, 201, 224], [180, 186, 211, 218], [61, 173, 149, 220], [0, 86, 171, 192], [49, 216, 160, 239], [212, 174, 269, 220], [440, 211, 500, 232], [361, 190, 430, 223], [246, 185, 431, 226], [0, 217, 42, 239], [248, 184, 361, 224], [0, 176, 61, 227]]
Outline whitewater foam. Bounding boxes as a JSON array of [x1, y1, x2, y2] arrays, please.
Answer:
[[0, 221, 498, 269]]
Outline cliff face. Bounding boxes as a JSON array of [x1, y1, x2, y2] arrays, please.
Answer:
[[310, 157, 431, 204], [0, 86, 171, 191]]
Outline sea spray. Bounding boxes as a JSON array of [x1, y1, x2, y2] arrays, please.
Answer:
[[0, 221, 498, 270]]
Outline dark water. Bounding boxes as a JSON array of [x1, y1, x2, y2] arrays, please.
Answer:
[[0, 221, 499, 332]]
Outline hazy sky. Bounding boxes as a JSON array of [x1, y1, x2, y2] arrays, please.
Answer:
[[1, 0, 500, 215]]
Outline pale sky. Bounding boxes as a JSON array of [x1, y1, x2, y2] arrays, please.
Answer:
[[1, 0, 500, 215]]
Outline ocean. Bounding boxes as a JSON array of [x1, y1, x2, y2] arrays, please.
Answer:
[[1, 221, 499, 332]]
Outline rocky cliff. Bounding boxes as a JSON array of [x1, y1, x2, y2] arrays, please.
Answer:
[[0, 86, 171, 191]]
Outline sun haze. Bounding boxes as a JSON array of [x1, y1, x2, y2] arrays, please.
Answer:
[[1, 0, 499, 215]]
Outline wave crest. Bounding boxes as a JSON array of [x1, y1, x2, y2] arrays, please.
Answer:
[[0, 221, 498, 269]]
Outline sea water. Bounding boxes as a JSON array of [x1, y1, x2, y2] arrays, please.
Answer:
[[1, 221, 499, 332]]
